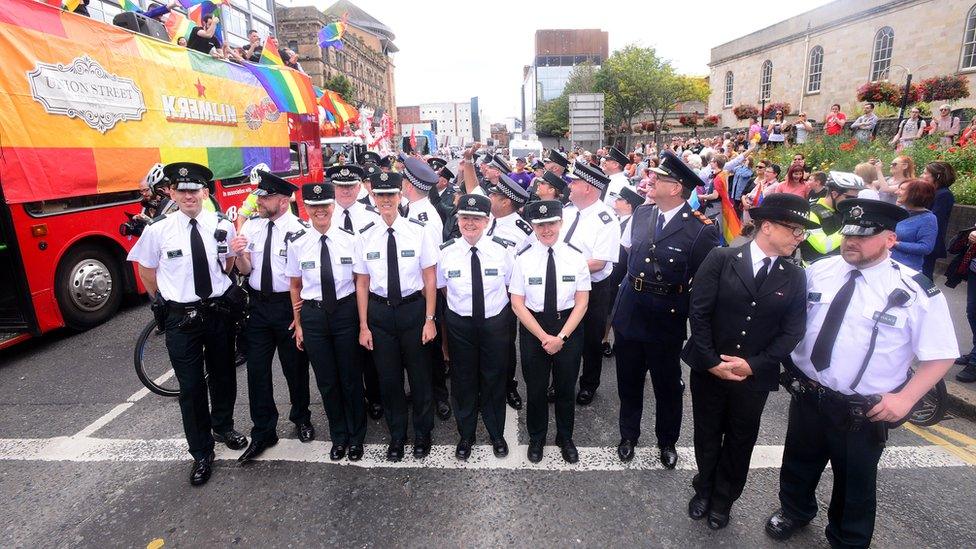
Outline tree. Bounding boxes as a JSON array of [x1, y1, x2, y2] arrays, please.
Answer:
[[324, 74, 356, 104], [533, 63, 598, 139], [644, 71, 709, 143]]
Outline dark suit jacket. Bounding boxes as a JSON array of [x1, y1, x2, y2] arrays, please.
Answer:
[[681, 242, 807, 392]]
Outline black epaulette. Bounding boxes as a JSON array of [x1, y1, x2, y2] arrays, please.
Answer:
[[365, 204, 380, 215], [566, 242, 583, 254], [409, 217, 426, 227], [516, 244, 532, 256], [418, 211, 429, 222], [359, 221, 375, 234], [339, 226, 354, 236], [598, 211, 613, 224], [148, 214, 167, 225], [515, 218, 532, 235], [285, 229, 305, 243], [492, 236, 515, 248], [692, 211, 713, 225], [298, 219, 311, 228], [439, 238, 456, 250], [911, 272, 941, 297]]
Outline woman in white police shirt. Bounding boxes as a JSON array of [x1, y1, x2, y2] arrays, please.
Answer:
[[437, 194, 515, 461], [510, 199, 590, 464], [287, 182, 366, 463]]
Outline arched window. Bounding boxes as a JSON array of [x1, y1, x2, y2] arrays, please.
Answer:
[[870, 27, 894, 81], [807, 46, 824, 94], [724, 71, 734, 107], [962, 5, 976, 69], [760, 60, 772, 100]]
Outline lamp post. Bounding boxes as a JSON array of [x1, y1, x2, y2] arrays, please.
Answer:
[[759, 96, 767, 127], [891, 64, 930, 130]]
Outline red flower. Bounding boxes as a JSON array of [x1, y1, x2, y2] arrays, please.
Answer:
[[928, 143, 938, 150], [949, 147, 959, 153], [839, 142, 855, 152]]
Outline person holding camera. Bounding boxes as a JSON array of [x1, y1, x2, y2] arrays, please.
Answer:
[[126, 162, 247, 486]]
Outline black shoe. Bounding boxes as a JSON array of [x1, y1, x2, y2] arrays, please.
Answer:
[[659, 445, 678, 469], [492, 437, 509, 458], [617, 438, 636, 462], [957, 364, 976, 383], [527, 440, 544, 463], [558, 438, 579, 464], [436, 400, 452, 421], [455, 439, 473, 461], [190, 451, 215, 486], [347, 444, 364, 462], [386, 441, 405, 462], [237, 436, 279, 464], [956, 353, 972, 365], [367, 401, 384, 420], [546, 383, 556, 403], [296, 422, 315, 443], [576, 389, 594, 406], [688, 494, 710, 520], [329, 443, 347, 461], [506, 388, 523, 410], [213, 429, 248, 451], [601, 341, 614, 357], [764, 509, 808, 541], [413, 437, 432, 459], [707, 510, 730, 530]]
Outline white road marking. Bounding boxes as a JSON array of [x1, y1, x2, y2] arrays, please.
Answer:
[[0, 437, 971, 470], [72, 369, 175, 438]]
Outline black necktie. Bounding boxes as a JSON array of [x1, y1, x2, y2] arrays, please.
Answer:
[[810, 270, 861, 372], [544, 247, 557, 315], [655, 212, 665, 238], [386, 227, 401, 305], [563, 211, 581, 243], [260, 221, 273, 294], [487, 219, 497, 236], [189, 218, 212, 300], [470, 247, 485, 324], [342, 209, 353, 232], [320, 235, 337, 313], [755, 257, 772, 289]]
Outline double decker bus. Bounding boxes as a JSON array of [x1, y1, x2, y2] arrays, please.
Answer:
[[0, 0, 321, 348]]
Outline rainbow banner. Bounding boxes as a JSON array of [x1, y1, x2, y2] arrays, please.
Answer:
[[188, 1, 223, 46], [0, 0, 292, 204], [317, 13, 347, 50], [240, 61, 317, 115], [259, 36, 283, 66], [163, 10, 193, 43], [713, 173, 742, 244]]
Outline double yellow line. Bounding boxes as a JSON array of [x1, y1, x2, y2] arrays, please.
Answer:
[[905, 423, 976, 465]]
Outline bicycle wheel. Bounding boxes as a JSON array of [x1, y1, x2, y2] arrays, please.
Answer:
[[133, 318, 179, 397], [908, 379, 948, 427]]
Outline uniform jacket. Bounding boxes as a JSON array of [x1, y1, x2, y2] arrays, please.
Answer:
[[681, 243, 807, 392], [612, 202, 719, 342]]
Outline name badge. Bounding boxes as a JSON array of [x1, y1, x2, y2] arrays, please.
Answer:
[[401, 250, 415, 258], [166, 249, 183, 259], [217, 245, 228, 254], [872, 311, 898, 326], [367, 251, 381, 260], [300, 261, 316, 269], [340, 257, 353, 265], [807, 292, 822, 302], [562, 275, 575, 282], [484, 268, 498, 277], [247, 242, 255, 251], [278, 248, 287, 257], [528, 277, 543, 285], [448, 270, 461, 278]]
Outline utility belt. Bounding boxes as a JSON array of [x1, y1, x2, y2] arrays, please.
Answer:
[[368, 291, 422, 307], [531, 308, 574, 322], [246, 287, 291, 304], [156, 292, 235, 331], [627, 274, 684, 296], [306, 294, 355, 309], [780, 363, 891, 439]]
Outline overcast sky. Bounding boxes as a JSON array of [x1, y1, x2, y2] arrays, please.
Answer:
[[284, 0, 834, 124]]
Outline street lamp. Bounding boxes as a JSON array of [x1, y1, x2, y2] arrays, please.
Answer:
[[891, 64, 930, 129]]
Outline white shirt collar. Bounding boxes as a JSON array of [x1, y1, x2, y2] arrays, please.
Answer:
[[659, 202, 684, 226], [750, 240, 778, 274]]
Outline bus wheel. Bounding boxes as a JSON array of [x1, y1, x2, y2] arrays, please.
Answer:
[[55, 244, 123, 330]]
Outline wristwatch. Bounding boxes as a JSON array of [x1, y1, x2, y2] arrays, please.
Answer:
[[558, 332, 569, 342], [425, 315, 436, 321]]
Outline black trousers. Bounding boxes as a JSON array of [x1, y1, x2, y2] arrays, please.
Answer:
[[521, 313, 583, 443], [164, 308, 237, 461], [614, 334, 684, 447], [779, 395, 886, 549], [579, 277, 612, 392], [690, 369, 769, 514], [367, 296, 434, 442], [506, 311, 518, 391], [428, 291, 450, 404], [244, 294, 310, 442], [445, 308, 510, 441], [301, 297, 366, 445], [362, 348, 382, 405]]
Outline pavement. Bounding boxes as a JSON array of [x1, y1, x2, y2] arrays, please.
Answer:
[[1, 298, 976, 548]]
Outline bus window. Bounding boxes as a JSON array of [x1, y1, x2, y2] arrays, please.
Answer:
[[284, 142, 301, 177], [299, 143, 308, 175], [23, 190, 142, 217]]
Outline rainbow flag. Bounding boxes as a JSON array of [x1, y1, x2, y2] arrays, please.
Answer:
[[163, 10, 193, 43], [187, 1, 223, 46], [714, 173, 742, 243], [117, 0, 141, 12], [179, 0, 228, 8], [319, 89, 358, 129], [63, 0, 82, 11], [317, 13, 347, 50], [240, 61, 317, 114], [259, 36, 283, 66]]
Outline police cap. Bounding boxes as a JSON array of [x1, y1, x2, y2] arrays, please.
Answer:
[[456, 194, 491, 218], [489, 173, 530, 205], [251, 170, 298, 197], [402, 156, 440, 192], [326, 164, 365, 185], [302, 182, 335, 205], [164, 162, 213, 191], [837, 198, 909, 236], [524, 200, 563, 224], [369, 171, 402, 194]]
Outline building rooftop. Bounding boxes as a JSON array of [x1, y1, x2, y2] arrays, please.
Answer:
[[324, 0, 398, 53]]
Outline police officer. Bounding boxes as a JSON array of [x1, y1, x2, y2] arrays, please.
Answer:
[[800, 171, 865, 263], [682, 193, 815, 530], [331, 164, 384, 420], [613, 151, 721, 468], [765, 199, 958, 548], [534, 170, 568, 204], [437, 194, 515, 460], [126, 162, 246, 486], [510, 200, 591, 464], [287, 182, 366, 462], [545, 149, 573, 187], [561, 160, 620, 405], [231, 171, 312, 463], [602, 186, 644, 357], [354, 171, 439, 462], [487, 174, 533, 410], [602, 146, 632, 208]]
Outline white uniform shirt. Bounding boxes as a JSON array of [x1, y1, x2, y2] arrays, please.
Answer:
[[335, 200, 379, 232], [750, 240, 778, 276], [620, 202, 686, 249], [437, 234, 514, 317], [486, 211, 532, 250], [238, 212, 307, 293], [354, 215, 438, 298], [559, 200, 620, 283], [604, 171, 630, 208], [510, 240, 591, 312], [403, 196, 443, 245], [792, 255, 958, 395], [127, 209, 236, 303], [285, 224, 358, 301]]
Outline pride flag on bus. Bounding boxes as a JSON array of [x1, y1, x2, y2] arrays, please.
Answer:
[[259, 36, 283, 66], [240, 61, 317, 114]]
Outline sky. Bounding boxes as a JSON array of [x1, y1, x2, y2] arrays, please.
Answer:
[[284, 0, 835, 124]]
